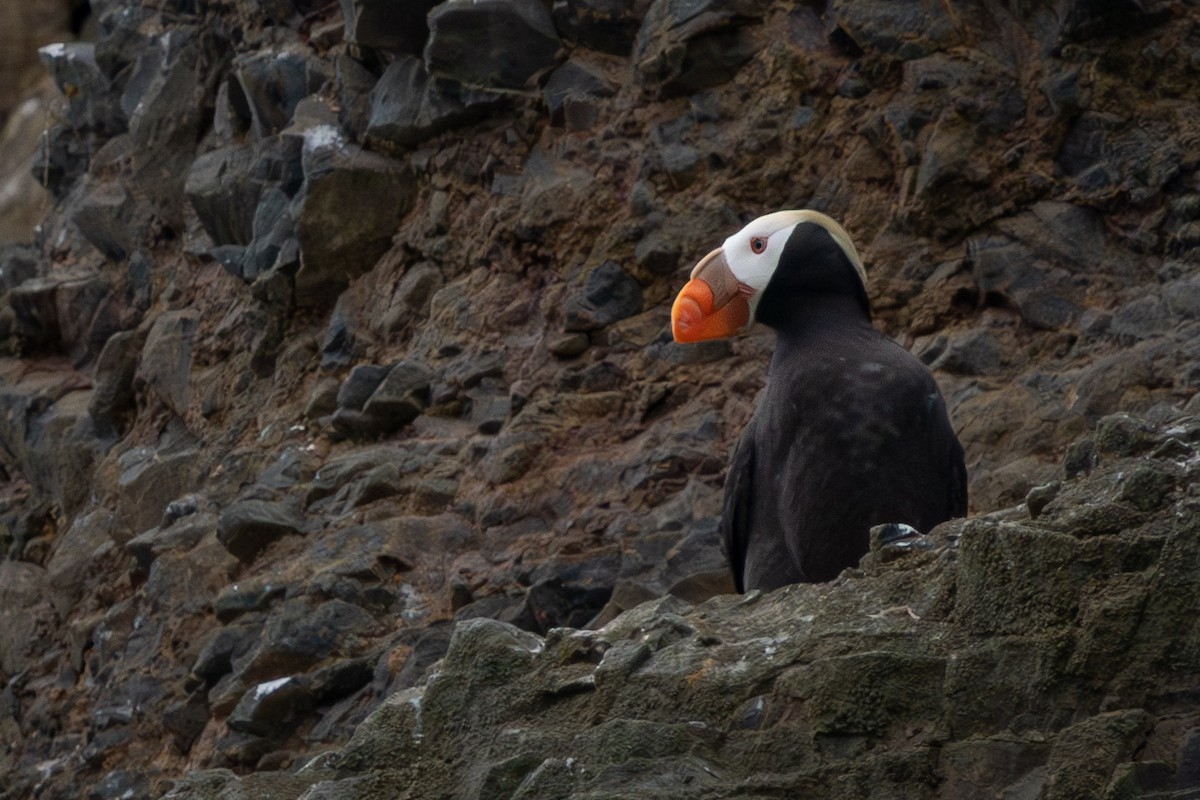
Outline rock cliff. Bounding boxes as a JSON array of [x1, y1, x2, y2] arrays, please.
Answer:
[[0, 0, 1197, 798]]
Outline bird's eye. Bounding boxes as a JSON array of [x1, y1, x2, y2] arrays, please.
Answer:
[[750, 236, 768, 254]]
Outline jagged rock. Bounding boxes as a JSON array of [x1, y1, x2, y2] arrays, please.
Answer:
[[0, 561, 54, 675], [366, 56, 503, 148], [551, 0, 648, 55], [543, 60, 615, 127], [425, 0, 562, 89], [634, 0, 762, 96], [338, 0, 441, 55], [125, 27, 230, 230], [361, 360, 432, 423], [466, 381, 510, 434], [231, 49, 321, 138], [38, 42, 125, 135], [0, 244, 38, 294], [88, 329, 142, 437], [186, 138, 303, 248], [237, 597, 383, 680], [116, 447, 202, 535], [125, 511, 218, 577], [336, 364, 392, 411], [829, 0, 965, 59], [563, 261, 644, 332], [294, 139, 418, 305], [71, 176, 133, 261], [217, 499, 305, 563], [136, 310, 198, 417], [46, 509, 119, 615], [227, 676, 313, 737]]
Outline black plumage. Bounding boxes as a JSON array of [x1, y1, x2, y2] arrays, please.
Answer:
[[717, 220, 967, 591]]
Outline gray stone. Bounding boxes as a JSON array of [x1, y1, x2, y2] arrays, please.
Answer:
[[927, 328, 1004, 375], [334, 54, 378, 140], [634, 0, 762, 96], [238, 598, 383, 679], [366, 56, 504, 148], [136, 310, 199, 417], [467, 384, 511, 434], [71, 177, 133, 261], [294, 141, 418, 305], [217, 499, 305, 563], [89, 330, 144, 437], [552, 0, 647, 54], [38, 41, 125, 135], [0, 245, 38, 295], [362, 360, 433, 424], [116, 448, 202, 535], [831, 0, 965, 59], [543, 61, 615, 127], [336, 364, 392, 411], [125, 512, 218, 577], [0, 562, 54, 675], [425, 0, 562, 89], [46, 509, 119, 615], [227, 676, 313, 737], [338, 0, 441, 55], [563, 261, 644, 332], [231, 49, 321, 138]]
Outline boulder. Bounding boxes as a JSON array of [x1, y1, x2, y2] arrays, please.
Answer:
[[365, 56, 506, 149], [217, 499, 305, 563], [338, 0, 441, 55], [551, 0, 648, 55], [425, 0, 562, 89], [293, 139, 417, 305], [634, 0, 762, 96], [136, 310, 199, 417]]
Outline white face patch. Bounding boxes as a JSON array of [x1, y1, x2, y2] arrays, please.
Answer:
[[720, 210, 867, 319]]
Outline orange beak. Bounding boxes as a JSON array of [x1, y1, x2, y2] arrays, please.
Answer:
[[671, 248, 752, 343]]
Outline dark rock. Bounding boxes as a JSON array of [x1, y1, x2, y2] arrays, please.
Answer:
[[926, 328, 1004, 376], [125, 28, 231, 230], [543, 60, 614, 127], [294, 141, 418, 305], [366, 56, 504, 148], [425, 0, 562, 89], [1058, 0, 1170, 44], [71, 177, 133, 261], [482, 431, 543, 484], [467, 383, 511, 434], [968, 236, 1078, 330], [548, 331, 589, 358], [186, 138, 303, 248], [830, 0, 964, 59], [238, 598, 383, 680], [194, 621, 264, 684], [362, 360, 433, 425], [231, 49, 322, 138], [227, 676, 313, 737], [89, 330, 144, 437], [334, 54, 378, 140], [217, 500, 304, 563], [162, 691, 210, 753], [336, 364, 392, 411], [0, 245, 38, 294], [214, 580, 288, 623], [136, 310, 199, 417], [634, 0, 761, 96], [38, 42, 125, 136], [0, 562, 54, 675], [552, 0, 648, 55], [116, 448, 202, 535], [338, 0, 441, 55], [563, 261, 644, 332], [9, 272, 115, 363], [46, 510, 118, 615], [125, 512, 217, 577]]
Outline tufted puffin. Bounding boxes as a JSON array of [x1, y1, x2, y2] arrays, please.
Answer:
[[671, 210, 967, 592]]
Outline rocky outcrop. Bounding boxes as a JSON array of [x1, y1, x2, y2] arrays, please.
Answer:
[[165, 413, 1200, 800], [0, 0, 1198, 798]]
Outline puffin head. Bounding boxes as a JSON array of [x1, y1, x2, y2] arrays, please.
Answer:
[[671, 210, 869, 343]]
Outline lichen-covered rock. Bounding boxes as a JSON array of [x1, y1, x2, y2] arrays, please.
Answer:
[[160, 414, 1200, 800]]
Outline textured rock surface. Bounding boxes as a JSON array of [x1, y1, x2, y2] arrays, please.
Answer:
[[0, 0, 1198, 798], [163, 414, 1200, 799]]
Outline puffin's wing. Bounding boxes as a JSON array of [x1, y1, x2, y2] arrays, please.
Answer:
[[721, 424, 756, 594], [948, 437, 968, 518]]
